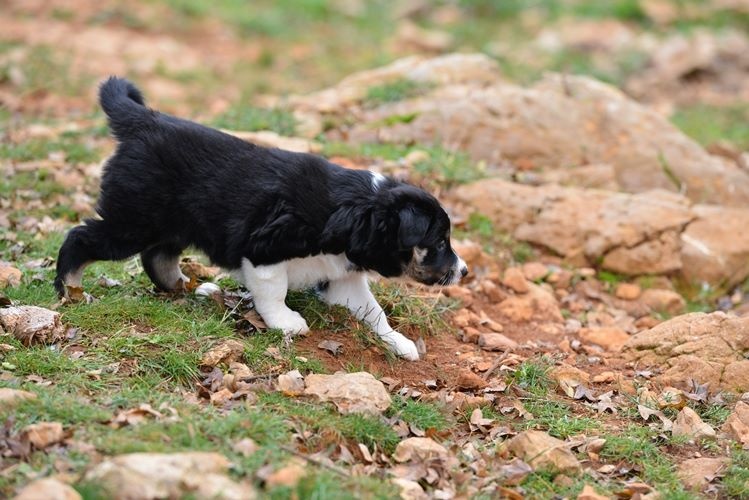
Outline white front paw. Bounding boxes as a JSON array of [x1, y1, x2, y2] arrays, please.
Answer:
[[265, 309, 310, 336], [380, 331, 419, 361]]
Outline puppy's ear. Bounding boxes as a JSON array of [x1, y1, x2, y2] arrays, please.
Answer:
[[398, 207, 430, 250]]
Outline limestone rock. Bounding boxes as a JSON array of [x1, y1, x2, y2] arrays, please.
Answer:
[[454, 180, 693, 274], [13, 478, 81, 500], [0, 388, 37, 410], [639, 288, 686, 315], [623, 312, 749, 391], [478, 333, 518, 351], [507, 430, 581, 473], [304, 372, 391, 415], [0, 305, 65, 346], [498, 283, 563, 324], [393, 437, 448, 462], [672, 407, 716, 441], [84, 452, 256, 500], [579, 327, 630, 351], [502, 268, 529, 294]]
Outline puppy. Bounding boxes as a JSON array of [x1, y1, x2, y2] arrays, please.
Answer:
[[54, 77, 468, 360]]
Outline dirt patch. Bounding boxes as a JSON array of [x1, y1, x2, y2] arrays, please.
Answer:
[[295, 328, 485, 389]]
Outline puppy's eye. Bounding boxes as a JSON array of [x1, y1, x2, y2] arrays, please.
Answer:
[[436, 241, 447, 251]]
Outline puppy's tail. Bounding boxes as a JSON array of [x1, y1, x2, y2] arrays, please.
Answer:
[[99, 76, 152, 140]]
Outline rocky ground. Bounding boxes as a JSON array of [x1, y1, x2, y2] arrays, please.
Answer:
[[2, 1, 749, 499]]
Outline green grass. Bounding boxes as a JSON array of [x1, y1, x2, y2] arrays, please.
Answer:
[[671, 104, 749, 150], [389, 396, 450, 431]]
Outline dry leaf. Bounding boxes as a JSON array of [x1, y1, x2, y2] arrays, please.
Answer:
[[200, 339, 245, 367], [22, 422, 64, 449], [317, 339, 343, 356]]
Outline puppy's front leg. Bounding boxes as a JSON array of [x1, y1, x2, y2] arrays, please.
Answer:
[[321, 273, 419, 361], [240, 259, 309, 336]]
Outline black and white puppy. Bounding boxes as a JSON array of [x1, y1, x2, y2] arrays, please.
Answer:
[[54, 77, 467, 360]]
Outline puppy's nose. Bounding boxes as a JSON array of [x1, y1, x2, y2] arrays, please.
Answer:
[[460, 266, 468, 278]]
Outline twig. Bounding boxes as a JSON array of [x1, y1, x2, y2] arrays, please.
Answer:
[[279, 445, 351, 477]]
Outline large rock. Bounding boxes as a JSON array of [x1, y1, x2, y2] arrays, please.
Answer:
[[681, 205, 749, 287], [623, 312, 749, 391], [676, 457, 728, 491], [303, 372, 391, 415], [84, 452, 256, 500], [304, 54, 749, 206], [454, 180, 693, 274]]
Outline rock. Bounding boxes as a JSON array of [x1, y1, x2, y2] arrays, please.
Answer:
[[506, 430, 581, 473], [304, 372, 391, 415], [84, 452, 255, 500], [277, 370, 306, 396], [677, 457, 728, 491], [623, 312, 749, 391], [0, 388, 37, 409], [681, 205, 749, 287], [577, 484, 609, 500], [265, 459, 307, 488], [721, 401, 749, 447], [393, 437, 448, 462], [579, 327, 630, 351], [461, 327, 481, 344], [456, 369, 488, 391], [550, 364, 590, 397], [639, 288, 686, 315], [0, 263, 22, 288], [392, 478, 427, 500], [0, 306, 65, 346], [502, 268, 529, 294], [454, 180, 693, 275], [200, 339, 245, 367], [312, 55, 749, 205], [478, 333, 518, 351], [498, 283, 563, 324], [13, 478, 81, 500], [231, 438, 258, 458], [394, 20, 453, 53], [289, 53, 502, 113], [615, 283, 642, 300], [195, 282, 221, 297], [22, 422, 64, 449], [522, 262, 549, 282], [672, 407, 716, 441]]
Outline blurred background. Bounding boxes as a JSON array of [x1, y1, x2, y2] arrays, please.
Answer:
[[1, 0, 747, 152]]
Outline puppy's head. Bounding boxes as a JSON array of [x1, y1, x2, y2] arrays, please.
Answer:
[[339, 183, 467, 285], [389, 185, 467, 286]]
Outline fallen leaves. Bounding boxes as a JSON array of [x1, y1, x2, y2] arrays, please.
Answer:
[[317, 339, 343, 356], [21, 422, 65, 449], [108, 403, 179, 429], [393, 437, 448, 463], [0, 388, 37, 410]]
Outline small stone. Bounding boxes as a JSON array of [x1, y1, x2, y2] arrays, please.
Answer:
[[232, 438, 259, 457], [673, 407, 716, 441], [615, 283, 642, 300], [200, 339, 245, 367], [579, 327, 630, 351], [640, 288, 686, 315], [277, 370, 305, 396], [461, 327, 481, 344], [577, 484, 609, 500], [13, 478, 81, 500], [478, 333, 518, 351], [522, 262, 548, 282], [304, 372, 391, 415], [480, 280, 505, 303], [507, 430, 581, 473], [456, 369, 488, 390], [0, 263, 22, 288], [721, 401, 749, 447], [0, 388, 37, 409], [502, 268, 529, 294], [443, 285, 474, 307], [393, 437, 448, 462]]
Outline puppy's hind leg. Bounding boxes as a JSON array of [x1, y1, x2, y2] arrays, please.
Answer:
[[320, 273, 419, 361], [55, 219, 146, 298], [141, 243, 188, 291], [239, 259, 309, 336]]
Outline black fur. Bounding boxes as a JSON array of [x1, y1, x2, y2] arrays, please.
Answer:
[[54, 77, 461, 295]]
